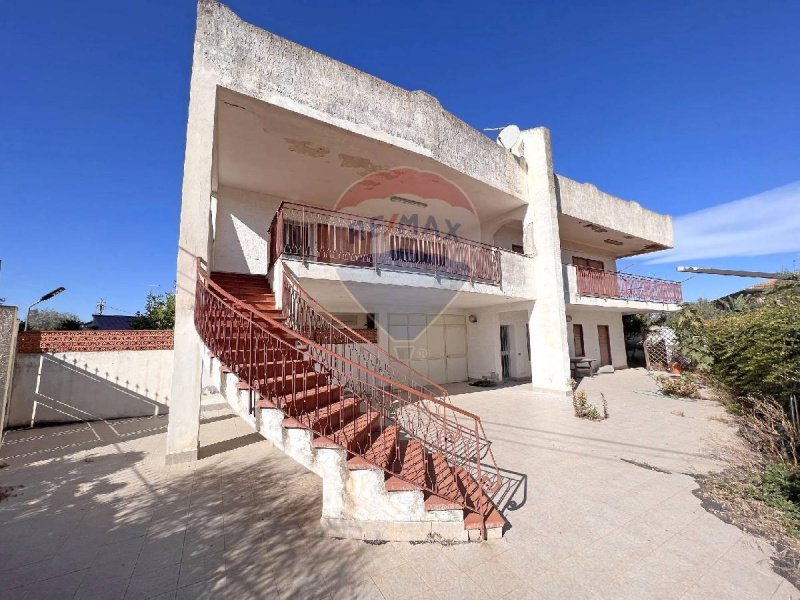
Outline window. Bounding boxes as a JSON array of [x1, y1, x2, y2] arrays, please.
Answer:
[[573, 324, 585, 357], [573, 256, 604, 271]]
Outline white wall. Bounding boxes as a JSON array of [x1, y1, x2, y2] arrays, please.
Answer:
[[493, 224, 523, 252], [566, 309, 627, 370], [212, 185, 283, 274], [8, 350, 172, 428]]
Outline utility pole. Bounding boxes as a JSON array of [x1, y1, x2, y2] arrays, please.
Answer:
[[677, 266, 799, 281], [96, 298, 106, 315]]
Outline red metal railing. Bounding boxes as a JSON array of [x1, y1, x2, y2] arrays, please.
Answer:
[[268, 202, 502, 285], [574, 265, 683, 303], [195, 259, 500, 519]]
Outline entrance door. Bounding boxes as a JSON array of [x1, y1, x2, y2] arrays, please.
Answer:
[[597, 325, 612, 366], [444, 316, 468, 382], [500, 325, 511, 379]]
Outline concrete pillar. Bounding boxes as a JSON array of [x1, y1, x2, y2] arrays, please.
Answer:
[[518, 128, 571, 397], [165, 61, 218, 464], [0, 306, 19, 432]]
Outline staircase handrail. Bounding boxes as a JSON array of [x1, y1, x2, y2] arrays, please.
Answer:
[[195, 259, 500, 507]]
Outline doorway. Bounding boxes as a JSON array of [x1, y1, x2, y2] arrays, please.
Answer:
[[500, 325, 511, 379], [598, 325, 612, 366]]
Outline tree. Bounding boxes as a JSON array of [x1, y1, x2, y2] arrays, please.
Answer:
[[56, 317, 85, 330], [22, 309, 82, 331], [719, 294, 750, 313], [132, 290, 175, 330]]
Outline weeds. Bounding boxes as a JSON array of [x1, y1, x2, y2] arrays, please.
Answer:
[[569, 380, 608, 421], [657, 374, 699, 398]]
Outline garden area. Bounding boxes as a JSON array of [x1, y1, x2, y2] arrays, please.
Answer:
[[645, 280, 800, 578]]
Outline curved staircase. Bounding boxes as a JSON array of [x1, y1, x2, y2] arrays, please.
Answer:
[[195, 261, 505, 541]]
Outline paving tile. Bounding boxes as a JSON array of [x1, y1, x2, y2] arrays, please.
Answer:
[[466, 556, 523, 597], [1, 377, 797, 599], [125, 563, 180, 600], [74, 575, 130, 600], [330, 577, 384, 600]]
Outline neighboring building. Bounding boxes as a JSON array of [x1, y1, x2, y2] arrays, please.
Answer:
[[90, 314, 136, 330], [165, 0, 682, 540]]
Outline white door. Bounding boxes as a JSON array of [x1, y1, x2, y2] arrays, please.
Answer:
[[444, 315, 468, 383], [388, 314, 467, 384]]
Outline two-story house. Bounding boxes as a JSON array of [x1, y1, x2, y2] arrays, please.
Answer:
[[165, 0, 682, 541]]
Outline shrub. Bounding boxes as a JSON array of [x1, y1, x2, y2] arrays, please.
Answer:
[[705, 297, 800, 399], [573, 390, 603, 420], [657, 374, 699, 398], [756, 464, 800, 537]]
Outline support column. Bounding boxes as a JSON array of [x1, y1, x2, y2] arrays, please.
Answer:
[[165, 63, 218, 465], [518, 128, 571, 397], [0, 306, 19, 433]]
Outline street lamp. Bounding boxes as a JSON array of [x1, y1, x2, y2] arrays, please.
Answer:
[[24, 287, 66, 331]]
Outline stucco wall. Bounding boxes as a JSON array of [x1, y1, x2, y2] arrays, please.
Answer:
[[0, 306, 19, 430], [212, 185, 282, 274], [196, 0, 526, 201], [493, 225, 523, 252], [566, 309, 627, 370], [556, 175, 673, 248], [8, 350, 172, 428]]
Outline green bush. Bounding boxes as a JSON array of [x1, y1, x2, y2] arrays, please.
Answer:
[[671, 296, 800, 399], [705, 297, 800, 398], [756, 464, 800, 536]]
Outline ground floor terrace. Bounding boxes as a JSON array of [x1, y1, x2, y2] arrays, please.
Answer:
[[1, 370, 794, 599]]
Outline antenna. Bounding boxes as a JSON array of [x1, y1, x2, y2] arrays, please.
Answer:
[[496, 125, 521, 150]]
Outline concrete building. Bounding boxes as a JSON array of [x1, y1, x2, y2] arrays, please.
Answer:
[[165, 0, 682, 540]]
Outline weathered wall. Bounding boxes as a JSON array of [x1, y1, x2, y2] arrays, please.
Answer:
[[212, 185, 281, 274], [556, 175, 673, 248], [493, 224, 523, 252], [196, 0, 526, 201], [0, 306, 19, 430], [566, 309, 627, 370], [8, 350, 172, 428]]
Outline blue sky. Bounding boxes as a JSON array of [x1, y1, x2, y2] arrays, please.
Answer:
[[1, 0, 798, 318]]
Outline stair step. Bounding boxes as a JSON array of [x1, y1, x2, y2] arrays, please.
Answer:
[[385, 440, 426, 492], [281, 384, 342, 413], [294, 397, 360, 433], [424, 493, 463, 511], [423, 453, 461, 506], [261, 371, 327, 395], [326, 411, 381, 453], [361, 426, 398, 470]]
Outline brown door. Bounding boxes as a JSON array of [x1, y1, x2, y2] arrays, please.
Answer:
[[572, 324, 585, 356], [597, 325, 612, 366]]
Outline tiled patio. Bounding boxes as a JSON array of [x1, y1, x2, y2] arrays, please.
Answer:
[[0, 369, 796, 599]]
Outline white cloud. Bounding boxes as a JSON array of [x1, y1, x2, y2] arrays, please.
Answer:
[[646, 180, 800, 264]]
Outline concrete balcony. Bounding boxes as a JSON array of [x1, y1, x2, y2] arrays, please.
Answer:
[[564, 264, 682, 312]]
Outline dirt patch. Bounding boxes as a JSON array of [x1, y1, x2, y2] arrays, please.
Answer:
[[694, 473, 800, 588]]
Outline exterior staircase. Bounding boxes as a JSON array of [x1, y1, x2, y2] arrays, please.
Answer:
[[195, 263, 505, 541]]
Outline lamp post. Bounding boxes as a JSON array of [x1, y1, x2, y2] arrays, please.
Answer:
[[24, 287, 66, 331]]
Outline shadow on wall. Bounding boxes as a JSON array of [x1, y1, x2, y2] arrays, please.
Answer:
[[7, 353, 169, 429]]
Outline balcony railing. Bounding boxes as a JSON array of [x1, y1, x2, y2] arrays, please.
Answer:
[[574, 265, 683, 304], [268, 202, 502, 285]]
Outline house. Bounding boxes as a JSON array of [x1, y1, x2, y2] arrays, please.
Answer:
[[165, 0, 682, 541]]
